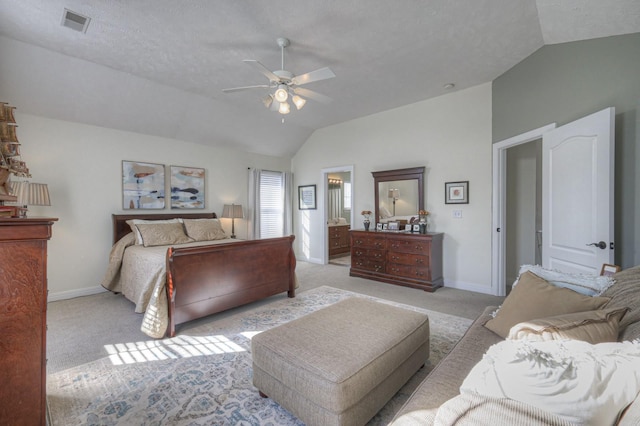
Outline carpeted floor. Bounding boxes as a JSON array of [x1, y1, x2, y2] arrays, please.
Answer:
[[47, 286, 472, 425]]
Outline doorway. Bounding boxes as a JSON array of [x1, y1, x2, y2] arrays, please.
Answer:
[[492, 124, 556, 296], [505, 139, 542, 293], [321, 165, 354, 265]]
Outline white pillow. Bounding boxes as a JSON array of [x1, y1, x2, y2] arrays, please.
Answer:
[[460, 339, 640, 426], [513, 264, 615, 296]]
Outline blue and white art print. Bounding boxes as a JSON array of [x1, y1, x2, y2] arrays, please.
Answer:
[[170, 166, 205, 209], [122, 160, 165, 209]]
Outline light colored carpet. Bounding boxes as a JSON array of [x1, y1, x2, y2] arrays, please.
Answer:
[[47, 286, 472, 425], [46, 261, 504, 374]]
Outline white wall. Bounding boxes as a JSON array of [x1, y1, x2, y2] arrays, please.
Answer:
[[15, 113, 289, 300], [292, 83, 493, 293]]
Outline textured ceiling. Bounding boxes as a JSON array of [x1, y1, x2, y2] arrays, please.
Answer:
[[0, 1, 639, 157]]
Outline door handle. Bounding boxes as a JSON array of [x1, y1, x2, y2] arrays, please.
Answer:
[[587, 241, 607, 250]]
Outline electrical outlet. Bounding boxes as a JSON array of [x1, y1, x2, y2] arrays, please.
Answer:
[[452, 210, 462, 218]]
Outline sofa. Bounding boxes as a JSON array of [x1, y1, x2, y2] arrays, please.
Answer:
[[390, 265, 640, 425]]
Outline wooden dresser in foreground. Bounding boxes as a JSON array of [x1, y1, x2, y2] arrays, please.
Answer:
[[350, 230, 443, 292], [0, 217, 57, 425]]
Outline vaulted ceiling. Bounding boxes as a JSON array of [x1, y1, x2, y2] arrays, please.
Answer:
[[1, 1, 639, 157]]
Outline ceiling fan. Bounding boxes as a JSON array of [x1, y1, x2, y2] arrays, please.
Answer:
[[222, 37, 335, 115]]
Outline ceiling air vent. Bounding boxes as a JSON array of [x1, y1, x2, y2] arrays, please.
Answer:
[[61, 9, 91, 33]]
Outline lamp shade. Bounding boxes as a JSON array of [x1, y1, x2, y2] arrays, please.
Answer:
[[222, 204, 244, 219], [9, 181, 51, 206], [388, 189, 400, 200]]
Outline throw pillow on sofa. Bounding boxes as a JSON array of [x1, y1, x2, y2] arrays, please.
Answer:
[[460, 339, 640, 426], [485, 271, 610, 338], [513, 264, 615, 296], [507, 307, 629, 344]]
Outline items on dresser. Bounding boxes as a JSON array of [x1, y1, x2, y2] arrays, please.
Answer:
[[0, 217, 57, 425], [350, 230, 443, 292]]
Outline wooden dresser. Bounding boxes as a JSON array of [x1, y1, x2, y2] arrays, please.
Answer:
[[328, 224, 350, 257], [0, 218, 57, 425], [350, 230, 443, 292]]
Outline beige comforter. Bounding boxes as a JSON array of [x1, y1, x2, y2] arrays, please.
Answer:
[[101, 233, 238, 338]]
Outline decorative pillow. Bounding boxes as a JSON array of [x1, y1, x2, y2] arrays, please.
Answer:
[[601, 265, 640, 337], [182, 218, 228, 242], [460, 339, 640, 426], [126, 218, 182, 245], [484, 271, 610, 338], [507, 307, 629, 344], [513, 264, 615, 296], [135, 222, 193, 247]]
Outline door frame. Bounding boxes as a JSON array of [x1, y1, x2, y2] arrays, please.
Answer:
[[491, 123, 556, 296], [321, 165, 355, 265]]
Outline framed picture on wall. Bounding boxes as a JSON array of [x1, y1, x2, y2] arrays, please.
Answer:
[[170, 165, 205, 209], [122, 160, 165, 209], [298, 185, 316, 210], [445, 181, 469, 204]]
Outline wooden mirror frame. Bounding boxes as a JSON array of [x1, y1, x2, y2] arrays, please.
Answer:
[[372, 166, 425, 222]]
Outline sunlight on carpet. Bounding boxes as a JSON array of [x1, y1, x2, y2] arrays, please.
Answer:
[[48, 286, 472, 426], [104, 334, 248, 365]]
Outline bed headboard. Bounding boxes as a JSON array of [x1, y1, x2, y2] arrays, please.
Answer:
[[112, 212, 217, 244]]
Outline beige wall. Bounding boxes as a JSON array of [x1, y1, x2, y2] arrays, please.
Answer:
[[16, 113, 290, 300], [292, 83, 494, 293]]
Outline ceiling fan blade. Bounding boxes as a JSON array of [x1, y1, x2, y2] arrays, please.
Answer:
[[292, 87, 333, 104], [292, 67, 335, 86], [222, 84, 270, 93], [243, 60, 280, 82]]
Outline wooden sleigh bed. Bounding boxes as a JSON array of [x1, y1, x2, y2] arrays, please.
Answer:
[[108, 212, 296, 338]]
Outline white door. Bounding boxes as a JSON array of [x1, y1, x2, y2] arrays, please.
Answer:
[[542, 107, 615, 274]]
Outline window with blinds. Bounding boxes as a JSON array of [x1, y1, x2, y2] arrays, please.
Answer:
[[259, 170, 285, 238]]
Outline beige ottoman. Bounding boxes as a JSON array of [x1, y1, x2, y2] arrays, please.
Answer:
[[252, 297, 430, 426]]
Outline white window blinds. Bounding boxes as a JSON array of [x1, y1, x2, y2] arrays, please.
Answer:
[[259, 170, 285, 239]]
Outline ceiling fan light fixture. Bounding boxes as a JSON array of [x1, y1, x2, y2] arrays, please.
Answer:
[[292, 95, 306, 110], [278, 101, 291, 115], [274, 85, 289, 102]]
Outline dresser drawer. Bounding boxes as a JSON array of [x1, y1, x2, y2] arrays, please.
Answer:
[[351, 235, 386, 250], [388, 238, 430, 254], [387, 264, 431, 280], [352, 248, 385, 261], [388, 252, 429, 267], [352, 257, 385, 273]]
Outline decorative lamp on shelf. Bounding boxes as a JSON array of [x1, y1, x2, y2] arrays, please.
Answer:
[[7, 181, 51, 217], [222, 203, 244, 239]]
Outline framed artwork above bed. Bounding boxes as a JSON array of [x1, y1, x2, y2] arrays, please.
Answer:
[[170, 165, 205, 209], [122, 160, 166, 209]]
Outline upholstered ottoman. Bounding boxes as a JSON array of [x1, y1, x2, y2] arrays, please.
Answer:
[[252, 297, 430, 426]]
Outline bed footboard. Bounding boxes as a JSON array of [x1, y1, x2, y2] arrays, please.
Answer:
[[165, 235, 296, 337]]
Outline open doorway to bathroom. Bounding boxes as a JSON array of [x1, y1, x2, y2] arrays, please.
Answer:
[[322, 166, 354, 266]]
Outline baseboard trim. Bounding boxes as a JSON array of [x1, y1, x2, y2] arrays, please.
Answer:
[[48, 286, 107, 302], [444, 279, 492, 295]]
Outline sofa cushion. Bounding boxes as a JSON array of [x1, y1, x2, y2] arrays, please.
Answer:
[[485, 271, 610, 338], [507, 307, 628, 344], [601, 265, 640, 339], [460, 339, 640, 426], [390, 306, 502, 425]]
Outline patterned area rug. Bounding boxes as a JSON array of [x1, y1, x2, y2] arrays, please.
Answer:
[[47, 286, 472, 425]]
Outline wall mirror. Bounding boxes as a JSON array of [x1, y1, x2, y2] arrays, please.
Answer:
[[372, 167, 424, 222]]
